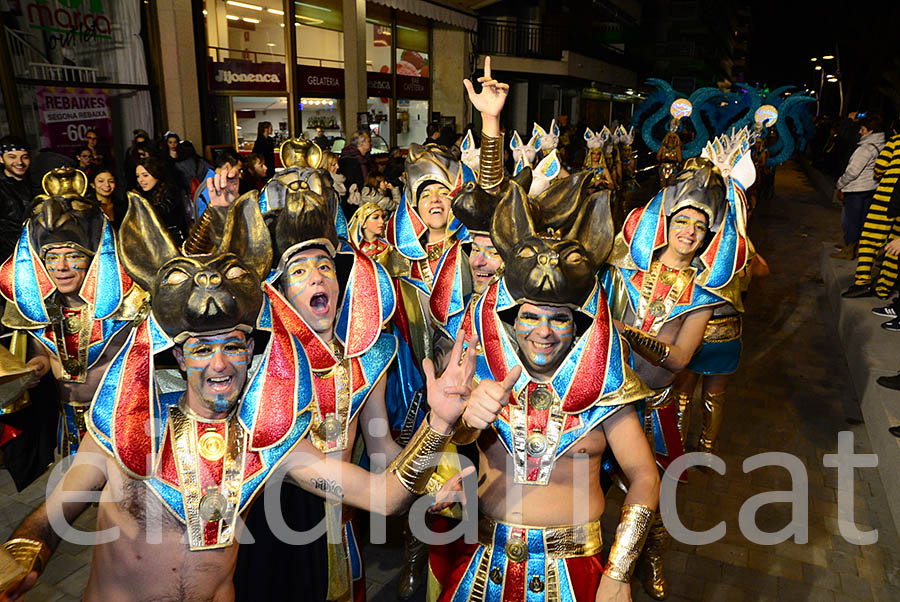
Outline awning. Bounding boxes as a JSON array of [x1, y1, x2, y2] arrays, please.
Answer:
[[368, 0, 477, 31]]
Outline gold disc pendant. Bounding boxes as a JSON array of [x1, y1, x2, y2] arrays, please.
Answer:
[[198, 429, 226, 462], [648, 300, 666, 318]]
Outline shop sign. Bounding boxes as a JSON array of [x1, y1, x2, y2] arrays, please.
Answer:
[[397, 75, 428, 100], [209, 59, 286, 92], [297, 65, 344, 94], [367, 72, 392, 97], [35, 86, 112, 156]]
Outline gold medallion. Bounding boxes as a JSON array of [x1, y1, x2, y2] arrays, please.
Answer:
[[427, 242, 444, 262], [529, 575, 545, 593], [648, 300, 666, 318], [505, 538, 529, 563], [63, 315, 81, 334], [659, 270, 676, 285], [198, 429, 226, 462], [62, 357, 82, 376], [489, 567, 503, 584], [529, 387, 552, 411], [525, 432, 549, 457], [198, 488, 228, 522], [318, 415, 342, 443]]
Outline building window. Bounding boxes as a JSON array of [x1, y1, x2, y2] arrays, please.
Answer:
[[366, 4, 391, 147], [394, 13, 429, 148]]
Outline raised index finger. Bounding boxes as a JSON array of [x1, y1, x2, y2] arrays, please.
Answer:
[[483, 56, 492, 83]]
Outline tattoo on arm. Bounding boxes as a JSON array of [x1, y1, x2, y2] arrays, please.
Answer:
[[311, 478, 344, 500]]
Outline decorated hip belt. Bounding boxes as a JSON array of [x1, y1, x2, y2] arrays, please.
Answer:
[[449, 516, 601, 602], [702, 315, 742, 343], [59, 402, 89, 457]]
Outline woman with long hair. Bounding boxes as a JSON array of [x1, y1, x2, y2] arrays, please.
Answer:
[[88, 167, 125, 229], [134, 156, 187, 242], [252, 121, 275, 178]]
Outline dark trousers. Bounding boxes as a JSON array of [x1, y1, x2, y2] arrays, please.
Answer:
[[842, 190, 875, 245]]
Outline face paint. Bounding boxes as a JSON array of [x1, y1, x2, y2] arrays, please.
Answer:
[[44, 247, 90, 295], [668, 209, 708, 257], [280, 249, 340, 338], [469, 235, 503, 293], [178, 332, 252, 417], [514, 303, 575, 378]]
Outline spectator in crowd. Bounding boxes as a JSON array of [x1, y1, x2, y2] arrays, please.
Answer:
[[173, 140, 213, 219], [87, 167, 125, 229], [382, 146, 405, 190], [842, 131, 900, 303], [436, 124, 457, 148], [313, 127, 330, 150], [125, 140, 154, 192], [194, 148, 242, 218], [74, 146, 94, 175], [338, 130, 375, 218], [832, 113, 886, 259], [0, 136, 38, 262], [133, 156, 187, 243], [321, 150, 347, 196], [424, 123, 440, 145], [252, 121, 275, 178], [239, 152, 268, 195], [162, 131, 180, 161], [83, 129, 100, 157], [353, 173, 401, 215]]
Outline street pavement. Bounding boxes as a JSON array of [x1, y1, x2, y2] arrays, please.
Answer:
[[2, 160, 898, 601]]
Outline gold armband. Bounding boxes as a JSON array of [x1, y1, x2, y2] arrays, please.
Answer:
[[3, 538, 48, 576], [621, 325, 670, 366], [388, 416, 452, 494], [478, 133, 503, 190], [451, 416, 480, 445], [604, 504, 654, 582]]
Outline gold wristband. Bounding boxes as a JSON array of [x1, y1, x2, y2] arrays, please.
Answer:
[[621, 325, 670, 366], [478, 133, 504, 190], [3, 538, 48, 576], [604, 504, 654, 582], [451, 416, 480, 445], [388, 415, 452, 494]]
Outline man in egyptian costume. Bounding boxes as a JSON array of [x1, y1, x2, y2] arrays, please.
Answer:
[[601, 130, 753, 599], [428, 61, 660, 602]]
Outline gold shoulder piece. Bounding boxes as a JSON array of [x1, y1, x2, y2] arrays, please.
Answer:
[[1, 303, 43, 331]]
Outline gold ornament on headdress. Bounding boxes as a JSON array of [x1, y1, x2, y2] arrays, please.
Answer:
[[280, 138, 324, 169], [41, 167, 88, 197]]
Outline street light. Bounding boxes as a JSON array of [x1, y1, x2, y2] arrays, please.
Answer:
[[822, 55, 835, 60], [814, 65, 822, 71], [811, 57, 817, 62]]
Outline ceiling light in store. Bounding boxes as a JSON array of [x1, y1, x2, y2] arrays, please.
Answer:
[[267, 8, 284, 15], [267, 43, 276, 47], [295, 16, 324, 25], [226, 14, 240, 20], [202, 9, 208, 15], [296, 1, 332, 12], [822, 55, 834, 60], [242, 17, 260, 23], [810, 57, 817, 62], [226, 1, 262, 11], [814, 65, 822, 70]]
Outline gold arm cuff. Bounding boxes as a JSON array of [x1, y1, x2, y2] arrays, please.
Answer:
[[621, 325, 670, 366], [424, 472, 446, 496], [451, 416, 480, 445], [3, 538, 48, 576], [478, 133, 504, 190], [388, 415, 452, 494], [604, 504, 654, 582]]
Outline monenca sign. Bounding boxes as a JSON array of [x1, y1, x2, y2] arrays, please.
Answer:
[[209, 59, 286, 92]]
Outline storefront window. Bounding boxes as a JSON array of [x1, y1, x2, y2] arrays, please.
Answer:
[[366, 5, 392, 148], [233, 96, 289, 151], [395, 15, 429, 148], [300, 97, 344, 148], [3, 0, 154, 158]]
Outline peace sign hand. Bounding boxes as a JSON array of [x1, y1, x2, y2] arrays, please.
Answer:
[[463, 57, 509, 119], [423, 331, 479, 435]]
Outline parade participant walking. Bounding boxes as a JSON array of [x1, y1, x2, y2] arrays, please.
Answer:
[[431, 58, 660, 602], [0, 168, 144, 458], [0, 171, 477, 602], [602, 130, 753, 599]]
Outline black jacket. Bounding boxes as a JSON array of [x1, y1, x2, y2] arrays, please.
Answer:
[[0, 171, 38, 262]]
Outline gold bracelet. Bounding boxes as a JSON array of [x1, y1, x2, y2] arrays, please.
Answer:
[[451, 416, 480, 445], [478, 133, 503, 190], [3, 538, 48, 576], [604, 504, 654, 582], [388, 415, 452, 494], [621, 325, 670, 366]]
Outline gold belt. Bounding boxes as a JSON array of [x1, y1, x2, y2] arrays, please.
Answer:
[[703, 315, 742, 342], [477, 516, 602, 559]]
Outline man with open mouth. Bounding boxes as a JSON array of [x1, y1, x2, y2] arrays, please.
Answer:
[[601, 130, 755, 599], [0, 167, 142, 466]]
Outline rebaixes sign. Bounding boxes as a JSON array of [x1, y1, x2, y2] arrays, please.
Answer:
[[208, 59, 286, 92]]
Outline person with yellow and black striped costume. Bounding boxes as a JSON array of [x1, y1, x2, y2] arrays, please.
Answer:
[[843, 132, 900, 299]]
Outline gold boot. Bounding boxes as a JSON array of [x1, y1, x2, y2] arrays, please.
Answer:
[[697, 391, 726, 453], [674, 392, 691, 446], [639, 513, 669, 600]]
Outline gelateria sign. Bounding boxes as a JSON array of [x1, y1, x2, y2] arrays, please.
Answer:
[[208, 59, 286, 92], [24, 0, 113, 41]]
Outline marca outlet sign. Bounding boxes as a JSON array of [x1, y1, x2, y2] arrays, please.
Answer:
[[209, 59, 286, 92]]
